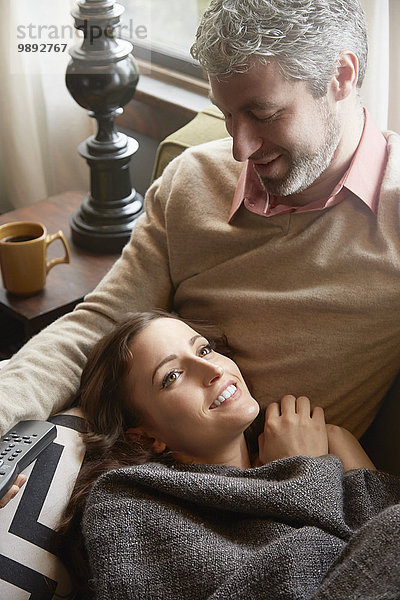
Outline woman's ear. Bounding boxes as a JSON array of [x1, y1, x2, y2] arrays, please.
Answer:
[[126, 427, 167, 454], [151, 438, 167, 454]]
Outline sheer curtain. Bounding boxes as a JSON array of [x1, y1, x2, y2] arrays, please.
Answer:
[[0, 0, 93, 213], [0, 1, 399, 213], [361, 0, 400, 132]]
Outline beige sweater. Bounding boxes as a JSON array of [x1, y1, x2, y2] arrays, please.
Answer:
[[1, 135, 399, 437]]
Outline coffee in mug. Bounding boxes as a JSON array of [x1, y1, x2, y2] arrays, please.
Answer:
[[0, 221, 71, 295]]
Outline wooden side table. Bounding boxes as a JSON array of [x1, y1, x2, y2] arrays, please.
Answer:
[[0, 192, 120, 357]]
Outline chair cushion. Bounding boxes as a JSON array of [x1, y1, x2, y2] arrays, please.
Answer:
[[151, 104, 228, 181], [360, 371, 400, 475], [0, 408, 86, 600]]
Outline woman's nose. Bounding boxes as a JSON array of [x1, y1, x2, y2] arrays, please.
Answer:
[[202, 361, 224, 386]]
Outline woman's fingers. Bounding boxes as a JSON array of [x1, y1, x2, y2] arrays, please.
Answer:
[[0, 474, 27, 509], [258, 395, 328, 465], [296, 395, 311, 417], [279, 394, 297, 415], [279, 395, 312, 419], [311, 405, 326, 425], [267, 396, 325, 421], [265, 401, 281, 419]]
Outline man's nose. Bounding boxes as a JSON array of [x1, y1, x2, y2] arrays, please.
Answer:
[[230, 117, 263, 162]]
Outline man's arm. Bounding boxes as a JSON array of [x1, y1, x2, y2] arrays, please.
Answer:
[[0, 171, 174, 435]]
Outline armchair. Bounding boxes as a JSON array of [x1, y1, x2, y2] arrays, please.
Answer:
[[0, 106, 399, 599]]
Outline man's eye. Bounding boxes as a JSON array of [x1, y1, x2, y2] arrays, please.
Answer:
[[252, 112, 277, 123], [161, 371, 180, 389]]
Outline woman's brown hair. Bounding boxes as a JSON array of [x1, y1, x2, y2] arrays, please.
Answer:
[[58, 310, 231, 594]]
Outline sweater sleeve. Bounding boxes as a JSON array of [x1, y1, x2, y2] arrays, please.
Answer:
[[0, 164, 176, 435]]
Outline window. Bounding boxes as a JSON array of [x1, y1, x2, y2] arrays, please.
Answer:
[[119, 0, 211, 78]]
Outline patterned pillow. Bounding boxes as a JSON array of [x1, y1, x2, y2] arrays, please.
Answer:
[[0, 408, 86, 600]]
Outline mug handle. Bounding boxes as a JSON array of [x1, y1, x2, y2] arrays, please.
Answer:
[[45, 230, 71, 273]]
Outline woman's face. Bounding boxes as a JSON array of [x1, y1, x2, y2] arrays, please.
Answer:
[[125, 317, 259, 463]]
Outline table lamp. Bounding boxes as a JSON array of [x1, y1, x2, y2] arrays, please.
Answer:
[[66, 0, 144, 253]]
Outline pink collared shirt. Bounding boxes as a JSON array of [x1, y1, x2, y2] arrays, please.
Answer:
[[228, 109, 388, 222]]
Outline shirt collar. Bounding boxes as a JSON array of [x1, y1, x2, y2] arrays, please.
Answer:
[[228, 109, 388, 222]]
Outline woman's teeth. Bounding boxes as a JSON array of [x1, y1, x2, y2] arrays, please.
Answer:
[[210, 384, 237, 409]]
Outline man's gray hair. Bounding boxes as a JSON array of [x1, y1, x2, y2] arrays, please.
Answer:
[[191, 0, 368, 96]]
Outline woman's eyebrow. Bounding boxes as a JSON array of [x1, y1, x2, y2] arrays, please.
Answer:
[[189, 334, 204, 345], [151, 335, 204, 383], [152, 354, 177, 383]]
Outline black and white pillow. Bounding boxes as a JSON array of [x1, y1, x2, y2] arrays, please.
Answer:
[[0, 408, 86, 600]]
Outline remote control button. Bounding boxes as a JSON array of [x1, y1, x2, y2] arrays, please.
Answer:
[[8, 457, 14, 461], [16, 449, 22, 453], [0, 471, 5, 476], [9, 443, 15, 448], [3, 437, 10, 442], [22, 436, 31, 440], [25, 440, 33, 444]]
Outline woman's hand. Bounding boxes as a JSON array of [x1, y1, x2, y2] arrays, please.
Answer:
[[258, 395, 328, 465], [0, 474, 27, 508]]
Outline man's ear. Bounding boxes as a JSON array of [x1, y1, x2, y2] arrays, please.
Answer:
[[330, 51, 359, 101], [126, 427, 167, 454]]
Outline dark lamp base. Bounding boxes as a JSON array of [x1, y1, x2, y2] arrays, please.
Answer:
[[70, 192, 144, 253]]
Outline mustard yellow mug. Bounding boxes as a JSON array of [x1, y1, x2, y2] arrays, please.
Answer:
[[0, 221, 71, 295]]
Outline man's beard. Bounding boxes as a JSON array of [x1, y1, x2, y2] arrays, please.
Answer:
[[257, 101, 341, 197]]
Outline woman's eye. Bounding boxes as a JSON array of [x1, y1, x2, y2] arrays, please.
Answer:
[[161, 370, 180, 389], [198, 343, 214, 357]]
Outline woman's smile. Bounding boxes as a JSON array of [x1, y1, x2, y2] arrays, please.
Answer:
[[209, 382, 240, 409]]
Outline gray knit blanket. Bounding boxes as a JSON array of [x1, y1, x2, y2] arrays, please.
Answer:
[[83, 456, 400, 600]]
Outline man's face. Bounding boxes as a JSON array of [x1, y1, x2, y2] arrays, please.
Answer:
[[210, 60, 342, 200]]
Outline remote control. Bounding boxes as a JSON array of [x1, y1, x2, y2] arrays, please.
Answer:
[[0, 420, 57, 500]]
